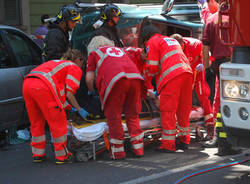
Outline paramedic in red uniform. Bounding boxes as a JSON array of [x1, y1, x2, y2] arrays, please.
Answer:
[[139, 25, 193, 152], [86, 43, 144, 160], [23, 49, 89, 164], [170, 34, 214, 140]]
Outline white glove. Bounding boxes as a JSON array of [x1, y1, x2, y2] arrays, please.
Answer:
[[196, 64, 205, 72]]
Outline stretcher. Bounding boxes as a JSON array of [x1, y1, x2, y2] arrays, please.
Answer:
[[66, 104, 206, 162], [67, 115, 161, 162]]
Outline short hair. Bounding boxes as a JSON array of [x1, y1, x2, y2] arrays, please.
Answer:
[[87, 36, 115, 55], [41, 14, 49, 24], [62, 49, 84, 63], [170, 33, 183, 44]]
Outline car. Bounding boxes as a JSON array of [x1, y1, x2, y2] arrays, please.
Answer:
[[71, 0, 203, 57], [0, 25, 43, 131]]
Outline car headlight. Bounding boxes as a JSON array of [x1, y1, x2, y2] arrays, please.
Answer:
[[222, 80, 249, 101]]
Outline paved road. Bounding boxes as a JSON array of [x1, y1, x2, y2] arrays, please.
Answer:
[[1, 138, 249, 184]]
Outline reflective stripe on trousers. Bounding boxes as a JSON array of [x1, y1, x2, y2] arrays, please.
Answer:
[[130, 132, 144, 155], [162, 129, 176, 141], [110, 138, 125, 159], [53, 134, 68, 157], [31, 135, 46, 156], [177, 126, 190, 136], [32, 135, 46, 143], [32, 147, 45, 155]]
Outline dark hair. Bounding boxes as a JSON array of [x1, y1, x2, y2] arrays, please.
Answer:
[[138, 25, 160, 47], [170, 33, 183, 44], [41, 14, 49, 24]]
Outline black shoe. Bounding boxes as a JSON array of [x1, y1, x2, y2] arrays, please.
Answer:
[[155, 147, 175, 153], [55, 154, 74, 164], [134, 154, 144, 158], [176, 142, 189, 151], [132, 153, 144, 158], [216, 148, 242, 156], [33, 156, 45, 163]]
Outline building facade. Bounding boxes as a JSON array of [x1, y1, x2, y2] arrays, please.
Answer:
[[0, 0, 195, 34]]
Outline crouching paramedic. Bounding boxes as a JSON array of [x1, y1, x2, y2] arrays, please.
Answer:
[[86, 36, 144, 159], [139, 25, 193, 153], [23, 49, 89, 164], [170, 34, 214, 140]]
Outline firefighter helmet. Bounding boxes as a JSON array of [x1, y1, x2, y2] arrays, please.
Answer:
[[100, 4, 122, 22], [57, 4, 81, 22]]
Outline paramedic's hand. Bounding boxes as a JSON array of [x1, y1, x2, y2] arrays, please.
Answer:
[[196, 64, 204, 73], [79, 108, 89, 119]]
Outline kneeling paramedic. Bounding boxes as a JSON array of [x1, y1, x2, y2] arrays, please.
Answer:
[[139, 25, 193, 153], [23, 49, 89, 164], [86, 36, 144, 160]]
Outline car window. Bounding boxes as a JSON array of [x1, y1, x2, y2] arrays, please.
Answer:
[[5, 30, 41, 66], [119, 19, 142, 47], [0, 36, 12, 68]]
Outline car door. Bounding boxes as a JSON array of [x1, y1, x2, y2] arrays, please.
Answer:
[[0, 28, 42, 130]]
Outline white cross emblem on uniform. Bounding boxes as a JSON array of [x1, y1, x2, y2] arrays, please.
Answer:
[[107, 47, 124, 57]]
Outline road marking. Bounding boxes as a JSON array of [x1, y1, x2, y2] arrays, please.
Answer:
[[97, 160, 157, 171], [119, 163, 197, 184], [119, 153, 243, 184]]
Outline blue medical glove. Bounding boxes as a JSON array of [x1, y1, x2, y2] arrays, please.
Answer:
[[71, 107, 77, 112], [153, 91, 158, 97], [79, 108, 89, 119]]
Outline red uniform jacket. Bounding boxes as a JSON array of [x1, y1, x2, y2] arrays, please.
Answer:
[[183, 37, 203, 71], [25, 60, 82, 109], [123, 47, 144, 74], [87, 46, 144, 109], [145, 34, 192, 93], [123, 46, 152, 96]]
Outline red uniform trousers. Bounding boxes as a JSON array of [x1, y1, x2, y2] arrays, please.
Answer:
[[194, 70, 214, 125], [160, 73, 193, 151], [104, 78, 144, 159], [23, 78, 70, 161]]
